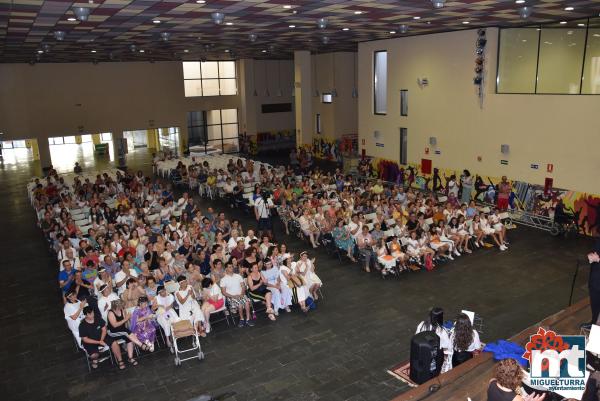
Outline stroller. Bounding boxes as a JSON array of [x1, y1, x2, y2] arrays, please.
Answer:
[[170, 320, 205, 366]]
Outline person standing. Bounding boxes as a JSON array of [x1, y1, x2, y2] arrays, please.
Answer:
[[587, 240, 600, 325], [460, 170, 473, 205], [254, 187, 273, 240], [497, 176, 511, 211]]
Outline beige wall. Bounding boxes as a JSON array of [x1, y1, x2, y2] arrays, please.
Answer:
[[311, 52, 358, 140], [358, 28, 600, 194], [0, 62, 241, 146]]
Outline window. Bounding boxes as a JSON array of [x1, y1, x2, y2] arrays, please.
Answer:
[[63, 136, 76, 144], [374, 51, 388, 114], [497, 18, 599, 94], [316, 114, 322, 134], [400, 90, 408, 116], [400, 128, 407, 165], [182, 61, 237, 97], [101, 133, 112, 142], [2, 141, 14, 149], [322, 93, 332, 104], [49, 137, 63, 145], [80, 134, 92, 143], [187, 109, 239, 153]]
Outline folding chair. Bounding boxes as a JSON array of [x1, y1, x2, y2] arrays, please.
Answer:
[[208, 304, 231, 329]]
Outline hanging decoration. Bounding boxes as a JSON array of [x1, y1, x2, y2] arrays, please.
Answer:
[[473, 28, 486, 107]]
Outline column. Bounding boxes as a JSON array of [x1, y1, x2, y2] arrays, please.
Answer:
[[239, 59, 258, 137], [294, 51, 313, 146], [38, 137, 52, 170], [112, 130, 126, 169]]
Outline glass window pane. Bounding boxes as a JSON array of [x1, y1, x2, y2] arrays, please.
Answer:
[[64, 136, 76, 144], [207, 110, 221, 125], [13, 140, 26, 148], [202, 79, 219, 96], [222, 124, 238, 138], [3, 141, 14, 148], [183, 62, 201, 79], [537, 24, 586, 94], [201, 61, 219, 78], [207, 125, 222, 141], [219, 61, 236, 78], [81, 134, 92, 143], [374, 51, 387, 114], [101, 133, 112, 142], [497, 28, 539, 93], [582, 19, 600, 94], [184, 80, 203, 97], [219, 79, 237, 95], [221, 109, 238, 124], [222, 136, 239, 153]]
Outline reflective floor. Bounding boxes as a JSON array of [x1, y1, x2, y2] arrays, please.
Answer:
[[0, 150, 595, 401]]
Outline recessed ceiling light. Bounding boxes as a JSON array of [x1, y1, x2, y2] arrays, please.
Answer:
[[413, 16, 421, 20], [577, 23, 585, 27], [224, 49, 229, 52], [225, 22, 233, 25], [153, 20, 161, 24], [261, 49, 267, 53], [342, 27, 350, 31], [184, 49, 189, 53], [462, 21, 470, 24], [289, 24, 296, 28], [140, 49, 146, 53], [564, 7, 574, 11], [91, 50, 96, 53], [354, 11, 363, 15], [594, 34, 600, 37], [283, 5, 292, 9], [515, 0, 525, 3], [68, 17, 76, 21], [37, 50, 44, 54], [559, 21, 567, 24], [196, 0, 206, 3], [522, 39, 527, 42], [389, 30, 396, 34]]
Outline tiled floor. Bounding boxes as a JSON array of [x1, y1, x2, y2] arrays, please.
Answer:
[[0, 148, 594, 401]]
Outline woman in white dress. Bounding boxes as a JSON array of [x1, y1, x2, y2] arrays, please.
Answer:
[[155, 286, 180, 348], [64, 289, 86, 346], [262, 259, 292, 315], [294, 251, 322, 301], [174, 276, 206, 336], [479, 213, 506, 250], [449, 313, 482, 368]]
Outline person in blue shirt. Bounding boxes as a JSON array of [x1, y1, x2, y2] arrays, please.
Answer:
[[59, 259, 76, 299]]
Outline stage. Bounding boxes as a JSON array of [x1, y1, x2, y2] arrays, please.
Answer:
[[389, 297, 591, 401]]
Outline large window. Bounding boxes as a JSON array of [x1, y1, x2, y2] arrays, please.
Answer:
[[374, 51, 388, 114], [183, 61, 237, 97], [497, 18, 600, 94], [187, 109, 239, 153]]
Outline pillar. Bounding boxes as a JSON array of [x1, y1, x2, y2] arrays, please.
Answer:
[[294, 50, 313, 146], [75, 135, 82, 144], [112, 130, 126, 169], [38, 137, 52, 170], [179, 125, 188, 156], [27, 139, 40, 161], [92, 134, 101, 145], [147, 129, 158, 150], [239, 59, 258, 137]]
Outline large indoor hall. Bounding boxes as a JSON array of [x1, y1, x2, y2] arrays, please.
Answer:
[[1, 2, 600, 401]]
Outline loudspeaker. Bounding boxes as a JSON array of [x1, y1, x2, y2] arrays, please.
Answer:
[[501, 144, 509, 154], [429, 137, 437, 146], [409, 331, 441, 384]]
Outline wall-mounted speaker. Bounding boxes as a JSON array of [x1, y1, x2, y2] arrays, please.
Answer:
[[374, 131, 381, 140], [501, 144, 509, 154], [429, 137, 437, 146]]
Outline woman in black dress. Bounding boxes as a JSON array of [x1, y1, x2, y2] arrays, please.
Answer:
[[246, 263, 276, 321], [107, 300, 147, 368]]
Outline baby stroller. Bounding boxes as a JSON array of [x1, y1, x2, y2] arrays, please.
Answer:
[[170, 320, 205, 366]]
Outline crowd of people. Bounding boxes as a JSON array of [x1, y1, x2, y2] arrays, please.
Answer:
[[166, 154, 511, 276], [31, 163, 323, 370]]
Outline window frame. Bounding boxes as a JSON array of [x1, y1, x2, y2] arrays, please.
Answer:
[[183, 61, 238, 97], [400, 89, 408, 116]]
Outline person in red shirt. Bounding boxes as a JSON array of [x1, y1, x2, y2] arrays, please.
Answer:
[[497, 176, 511, 211]]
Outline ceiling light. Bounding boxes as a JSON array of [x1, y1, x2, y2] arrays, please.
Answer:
[[196, 0, 205, 3], [515, 0, 525, 3], [342, 28, 350, 31], [577, 23, 585, 27], [431, 0, 446, 9], [211, 12, 225, 25], [389, 31, 396, 34], [399, 24, 408, 34], [139, 49, 145, 53], [67, 17, 76, 22], [594, 34, 600, 37], [317, 17, 327, 29], [224, 50, 229, 53], [262, 49, 267, 53], [289, 25, 296, 28], [72, 7, 91, 22], [130, 44, 136, 52], [413, 16, 421, 20], [153, 19, 161, 24], [225, 22, 233, 26], [91, 50, 96, 53], [54, 31, 66, 41], [564, 7, 574, 11], [160, 32, 170, 42], [322, 36, 330, 44], [354, 11, 363, 15], [249, 33, 258, 42], [184, 49, 189, 53], [462, 21, 470, 24], [559, 21, 567, 24], [519, 7, 532, 19], [37, 50, 44, 54], [283, 5, 292, 9]]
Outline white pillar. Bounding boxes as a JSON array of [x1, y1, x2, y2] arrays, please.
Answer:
[[294, 51, 313, 146]]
